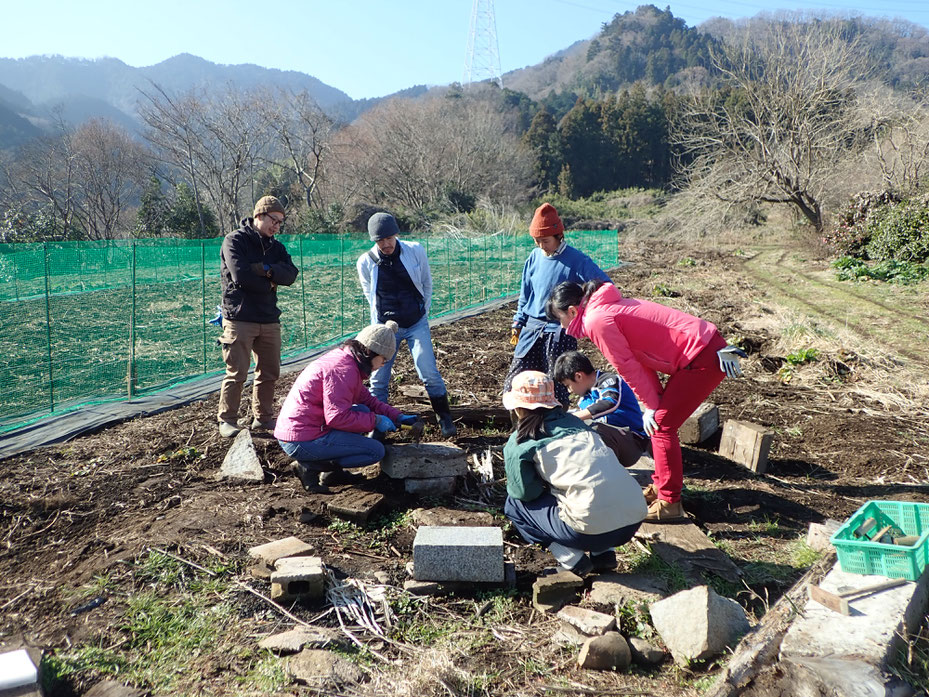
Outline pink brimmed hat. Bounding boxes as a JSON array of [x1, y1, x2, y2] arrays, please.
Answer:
[[502, 371, 561, 411]]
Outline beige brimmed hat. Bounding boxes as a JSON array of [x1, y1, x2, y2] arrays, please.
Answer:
[[356, 320, 399, 360], [503, 371, 561, 411]]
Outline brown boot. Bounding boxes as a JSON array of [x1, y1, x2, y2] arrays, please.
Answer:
[[644, 498, 686, 523], [643, 484, 658, 504]]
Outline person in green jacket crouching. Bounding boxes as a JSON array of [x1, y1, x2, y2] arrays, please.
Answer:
[[502, 370, 648, 576]]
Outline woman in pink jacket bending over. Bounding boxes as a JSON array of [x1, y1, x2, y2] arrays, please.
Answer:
[[274, 320, 418, 494], [546, 280, 745, 522]]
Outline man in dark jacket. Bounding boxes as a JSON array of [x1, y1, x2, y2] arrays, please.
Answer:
[[217, 196, 299, 437]]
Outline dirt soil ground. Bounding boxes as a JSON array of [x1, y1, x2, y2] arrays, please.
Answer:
[[2, 239, 929, 696]]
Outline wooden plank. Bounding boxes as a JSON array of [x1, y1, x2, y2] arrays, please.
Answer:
[[719, 420, 774, 473], [680, 402, 719, 444], [808, 584, 850, 615]]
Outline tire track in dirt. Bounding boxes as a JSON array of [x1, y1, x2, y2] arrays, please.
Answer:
[[741, 246, 929, 365]]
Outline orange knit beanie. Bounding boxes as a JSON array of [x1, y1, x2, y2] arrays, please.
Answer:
[[529, 202, 565, 238]]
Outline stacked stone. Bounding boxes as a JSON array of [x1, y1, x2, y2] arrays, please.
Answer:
[[380, 442, 469, 497]]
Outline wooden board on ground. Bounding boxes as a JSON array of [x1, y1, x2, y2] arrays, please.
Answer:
[[637, 520, 742, 584]]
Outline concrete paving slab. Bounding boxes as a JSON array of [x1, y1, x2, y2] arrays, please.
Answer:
[[780, 565, 929, 697]]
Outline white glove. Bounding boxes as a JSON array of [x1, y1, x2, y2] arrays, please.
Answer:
[[642, 408, 658, 437], [717, 345, 748, 378]]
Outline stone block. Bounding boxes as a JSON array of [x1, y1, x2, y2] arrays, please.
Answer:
[[411, 507, 495, 527], [0, 648, 41, 697], [533, 571, 584, 613], [588, 573, 667, 608], [628, 636, 666, 667], [412, 526, 504, 582], [557, 605, 616, 636], [679, 402, 719, 444], [719, 420, 774, 474], [248, 536, 313, 569], [404, 476, 458, 497], [650, 585, 751, 666], [84, 680, 145, 697], [577, 632, 631, 671], [287, 649, 364, 689], [806, 519, 842, 553], [270, 556, 325, 601], [258, 626, 347, 654], [218, 429, 264, 482], [327, 490, 383, 523], [380, 442, 469, 479]]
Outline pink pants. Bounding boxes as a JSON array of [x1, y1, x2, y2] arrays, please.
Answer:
[[652, 332, 727, 503]]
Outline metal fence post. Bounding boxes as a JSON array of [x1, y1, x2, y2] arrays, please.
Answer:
[[128, 241, 136, 399], [201, 240, 207, 373], [42, 242, 54, 413], [300, 236, 308, 348]]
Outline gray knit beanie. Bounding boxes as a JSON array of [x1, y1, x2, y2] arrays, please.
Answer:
[[356, 320, 399, 360], [368, 212, 400, 241]]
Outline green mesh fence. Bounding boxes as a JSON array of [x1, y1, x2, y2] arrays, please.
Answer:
[[0, 231, 617, 432]]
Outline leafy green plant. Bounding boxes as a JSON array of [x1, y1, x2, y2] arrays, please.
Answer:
[[785, 348, 819, 366], [677, 256, 696, 267], [652, 282, 677, 297]]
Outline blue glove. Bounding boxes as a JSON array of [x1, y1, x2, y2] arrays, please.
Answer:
[[718, 345, 748, 378], [374, 414, 397, 433], [208, 304, 223, 326], [398, 414, 418, 426]]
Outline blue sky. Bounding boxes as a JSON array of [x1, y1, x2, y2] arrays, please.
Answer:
[[5, 0, 929, 99]]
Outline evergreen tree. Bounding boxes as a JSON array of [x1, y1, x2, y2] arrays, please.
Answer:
[[523, 109, 562, 192]]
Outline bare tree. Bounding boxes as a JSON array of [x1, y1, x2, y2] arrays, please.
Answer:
[[139, 84, 273, 232], [138, 84, 212, 236], [259, 89, 334, 210], [71, 119, 151, 239], [341, 94, 531, 215], [673, 18, 872, 232]]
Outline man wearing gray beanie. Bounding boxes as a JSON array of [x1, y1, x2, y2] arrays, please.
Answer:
[[356, 212, 457, 437]]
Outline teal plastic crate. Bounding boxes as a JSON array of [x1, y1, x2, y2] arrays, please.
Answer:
[[831, 500, 929, 581]]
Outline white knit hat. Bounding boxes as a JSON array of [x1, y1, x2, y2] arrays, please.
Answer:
[[356, 321, 399, 360]]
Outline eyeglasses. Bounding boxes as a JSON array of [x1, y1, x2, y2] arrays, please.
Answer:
[[263, 213, 285, 227]]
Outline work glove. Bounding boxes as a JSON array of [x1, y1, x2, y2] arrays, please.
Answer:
[[374, 414, 397, 433], [208, 304, 223, 326], [642, 408, 658, 437], [398, 414, 419, 426], [251, 262, 271, 277], [510, 327, 520, 346], [717, 345, 748, 378]]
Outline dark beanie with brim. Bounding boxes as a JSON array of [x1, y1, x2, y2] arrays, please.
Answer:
[[368, 212, 400, 241]]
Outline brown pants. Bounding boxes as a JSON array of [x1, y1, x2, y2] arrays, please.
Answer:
[[217, 319, 281, 425], [591, 421, 651, 467]]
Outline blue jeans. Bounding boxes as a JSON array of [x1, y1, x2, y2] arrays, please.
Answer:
[[504, 492, 641, 553], [278, 406, 385, 468], [369, 315, 446, 403]]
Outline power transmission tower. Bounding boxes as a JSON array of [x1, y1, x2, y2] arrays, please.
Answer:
[[464, 0, 503, 88]]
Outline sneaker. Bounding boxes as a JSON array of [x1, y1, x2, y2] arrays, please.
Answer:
[[590, 549, 618, 572], [250, 417, 276, 430], [644, 498, 687, 523], [566, 555, 593, 577], [643, 484, 658, 504], [320, 468, 365, 486], [293, 462, 331, 494], [218, 421, 241, 438]]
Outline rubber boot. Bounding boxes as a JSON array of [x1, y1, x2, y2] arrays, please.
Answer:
[[429, 393, 457, 437], [292, 460, 338, 494]]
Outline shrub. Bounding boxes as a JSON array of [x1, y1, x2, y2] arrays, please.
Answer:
[[823, 190, 899, 258], [866, 198, 929, 263]]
